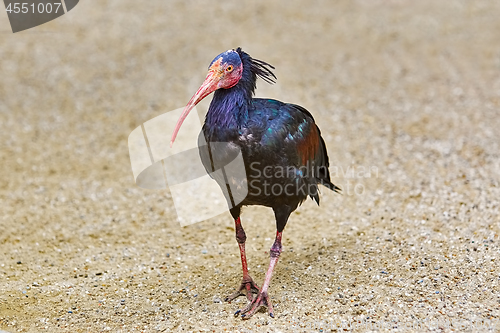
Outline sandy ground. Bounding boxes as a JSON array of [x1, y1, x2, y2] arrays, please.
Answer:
[[1, 0, 500, 332]]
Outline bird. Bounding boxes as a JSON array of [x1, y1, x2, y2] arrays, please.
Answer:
[[170, 47, 340, 319]]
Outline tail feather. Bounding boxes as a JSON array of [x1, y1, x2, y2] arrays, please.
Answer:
[[320, 179, 342, 193], [308, 180, 341, 206], [316, 133, 341, 194]]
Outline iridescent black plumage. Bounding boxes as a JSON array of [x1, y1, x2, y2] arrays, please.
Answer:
[[177, 48, 340, 319], [201, 48, 339, 214]]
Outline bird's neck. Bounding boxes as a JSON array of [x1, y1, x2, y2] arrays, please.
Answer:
[[204, 83, 252, 139], [204, 52, 259, 140]]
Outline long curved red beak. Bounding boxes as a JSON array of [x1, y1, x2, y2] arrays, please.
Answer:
[[170, 70, 220, 147]]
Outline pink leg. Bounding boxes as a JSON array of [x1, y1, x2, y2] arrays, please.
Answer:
[[226, 217, 260, 302], [236, 231, 282, 319]]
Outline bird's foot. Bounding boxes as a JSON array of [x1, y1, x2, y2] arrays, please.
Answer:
[[225, 276, 260, 302], [235, 290, 274, 319]]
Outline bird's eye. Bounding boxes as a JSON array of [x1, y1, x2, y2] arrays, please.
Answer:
[[226, 65, 233, 72]]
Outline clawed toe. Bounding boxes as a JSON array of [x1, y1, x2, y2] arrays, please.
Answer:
[[237, 291, 274, 319], [225, 277, 260, 302]]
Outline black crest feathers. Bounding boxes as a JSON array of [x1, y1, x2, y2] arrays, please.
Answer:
[[236, 47, 277, 85]]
